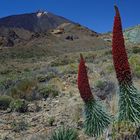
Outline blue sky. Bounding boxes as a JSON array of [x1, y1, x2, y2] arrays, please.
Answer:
[[0, 0, 139, 33]]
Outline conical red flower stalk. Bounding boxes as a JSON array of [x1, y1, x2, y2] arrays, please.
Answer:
[[112, 5, 140, 124], [78, 54, 94, 102], [77, 55, 111, 137], [112, 5, 132, 85]]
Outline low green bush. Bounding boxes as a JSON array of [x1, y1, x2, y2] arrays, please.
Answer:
[[48, 116, 55, 126], [112, 121, 137, 140], [132, 47, 140, 54], [104, 50, 112, 55], [9, 78, 38, 101], [37, 72, 56, 83], [135, 65, 140, 78], [50, 56, 74, 67], [49, 127, 79, 140], [37, 74, 48, 82], [38, 84, 59, 99], [10, 99, 28, 113], [62, 63, 78, 74], [94, 80, 106, 90], [0, 95, 13, 110], [129, 55, 140, 78], [106, 64, 114, 73], [11, 119, 28, 132]]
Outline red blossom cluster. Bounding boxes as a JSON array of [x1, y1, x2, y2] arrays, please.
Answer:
[[112, 5, 132, 85], [77, 54, 94, 102]]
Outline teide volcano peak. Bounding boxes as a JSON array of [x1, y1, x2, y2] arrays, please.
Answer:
[[0, 10, 72, 32], [0, 10, 108, 50]]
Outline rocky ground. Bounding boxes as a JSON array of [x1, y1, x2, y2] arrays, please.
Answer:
[[0, 46, 140, 140]]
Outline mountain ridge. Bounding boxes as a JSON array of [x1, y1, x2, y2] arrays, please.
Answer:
[[0, 11, 139, 50], [0, 11, 108, 52], [0, 11, 73, 32]]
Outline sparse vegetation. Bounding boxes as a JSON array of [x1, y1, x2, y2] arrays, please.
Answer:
[[48, 116, 55, 126], [9, 99, 28, 113], [104, 50, 112, 55], [135, 66, 140, 78], [0, 4, 140, 140], [0, 68, 13, 75], [106, 64, 114, 73], [11, 119, 28, 132], [62, 63, 78, 74], [0, 95, 13, 110], [38, 84, 59, 99], [49, 127, 79, 140], [50, 56, 75, 67], [112, 121, 137, 139], [47, 72, 57, 80], [132, 46, 140, 54], [9, 78, 38, 101], [129, 55, 140, 78], [37, 74, 48, 82], [94, 80, 106, 90]]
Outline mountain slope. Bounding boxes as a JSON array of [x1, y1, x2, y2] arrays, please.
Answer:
[[0, 11, 72, 32], [0, 11, 109, 52], [124, 25, 140, 44], [100, 25, 140, 45], [0, 23, 109, 61]]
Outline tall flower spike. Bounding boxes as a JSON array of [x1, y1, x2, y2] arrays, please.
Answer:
[[78, 54, 94, 102], [112, 5, 140, 123], [77, 54, 111, 137], [112, 5, 132, 85]]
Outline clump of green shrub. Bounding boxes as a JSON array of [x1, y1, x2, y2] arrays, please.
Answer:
[[9, 78, 38, 101], [104, 50, 112, 55], [10, 99, 28, 113], [112, 121, 137, 139], [106, 64, 114, 73], [132, 47, 140, 54], [38, 84, 59, 99], [0, 79, 15, 90], [11, 119, 28, 132], [129, 55, 140, 67], [48, 116, 55, 126], [37, 74, 48, 82], [37, 72, 57, 83], [47, 72, 57, 80], [129, 55, 140, 78], [135, 65, 140, 78], [15, 79, 37, 93], [94, 80, 106, 90], [0, 68, 12, 75], [49, 127, 79, 140], [0, 95, 13, 110], [62, 63, 78, 74], [50, 56, 75, 66]]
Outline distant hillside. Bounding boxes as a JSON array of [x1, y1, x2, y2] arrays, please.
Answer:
[[0, 11, 109, 52], [0, 10, 72, 32], [124, 25, 140, 44], [0, 23, 109, 60], [100, 25, 140, 45]]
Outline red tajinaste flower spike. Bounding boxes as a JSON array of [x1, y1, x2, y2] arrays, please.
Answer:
[[112, 5, 132, 85], [77, 54, 111, 136], [111, 5, 140, 124], [78, 54, 94, 102]]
